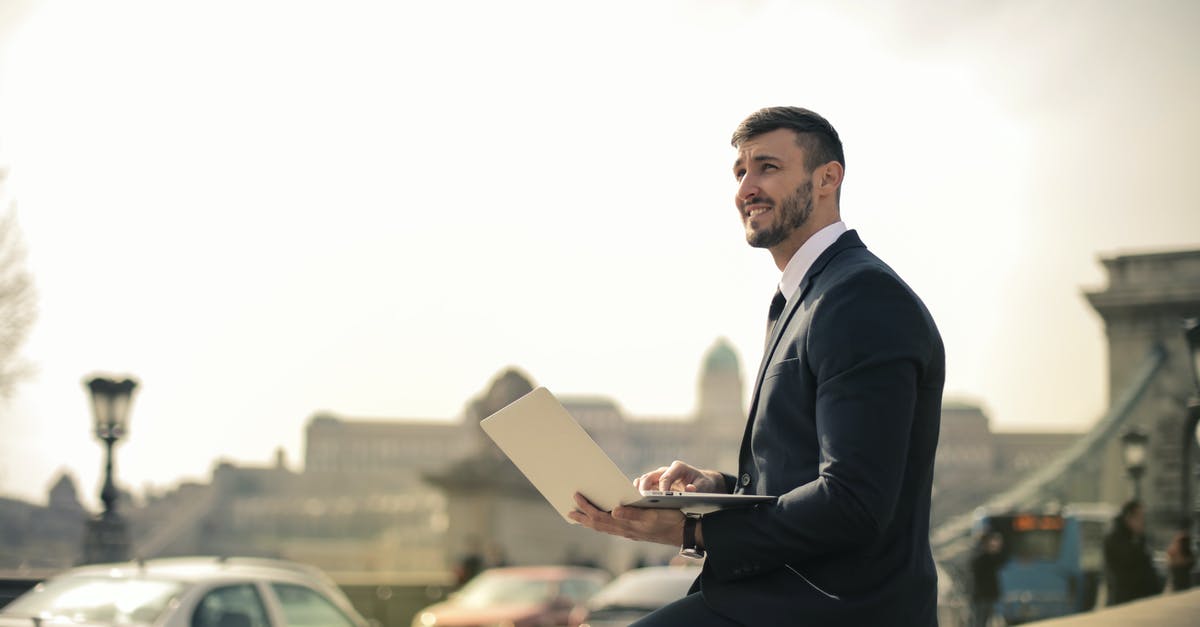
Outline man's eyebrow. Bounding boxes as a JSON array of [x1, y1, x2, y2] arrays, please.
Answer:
[[732, 154, 781, 170]]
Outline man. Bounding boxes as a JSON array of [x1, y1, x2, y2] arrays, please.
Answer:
[[969, 532, 1005, 627], [570, 106, 945, 626], [1103, 500, 1161, 605]]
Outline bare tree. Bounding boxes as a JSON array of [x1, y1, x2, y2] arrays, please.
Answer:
[[0, 166, 36, 399]]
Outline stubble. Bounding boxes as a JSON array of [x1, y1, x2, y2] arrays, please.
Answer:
[[746, 180, 813, 249]]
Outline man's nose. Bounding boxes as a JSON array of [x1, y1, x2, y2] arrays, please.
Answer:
[[737, 175, 757, 201]]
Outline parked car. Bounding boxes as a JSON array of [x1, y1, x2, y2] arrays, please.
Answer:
[[0, 556, 368, 627], [568, 565, 699, 627], [412, 566, 610, 627]]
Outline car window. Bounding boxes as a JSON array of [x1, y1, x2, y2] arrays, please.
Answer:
[[191, 584, 271, 627], [559, 578, 603, 602], [454, 574, 552, 607], [587, 569, 696, 609], [270, 583, 357, 627], [1, 576, 182, 625]]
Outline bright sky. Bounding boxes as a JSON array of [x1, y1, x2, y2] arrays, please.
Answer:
[[1, 0, 1197, 508]]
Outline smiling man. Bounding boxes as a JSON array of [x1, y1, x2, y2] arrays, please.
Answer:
[[570, 107, 946, 626]]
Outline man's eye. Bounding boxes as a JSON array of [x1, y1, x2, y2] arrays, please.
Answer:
[[735, 170, 746, 181], [762, 163, 777, 171]]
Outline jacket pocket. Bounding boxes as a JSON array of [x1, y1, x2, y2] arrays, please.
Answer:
[[763, 357, 800, 381]]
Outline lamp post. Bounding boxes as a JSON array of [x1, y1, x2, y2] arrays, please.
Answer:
[[1120, 427, 1149, 501], [81, 375, 138, 564], [1181, 318, 1200, 588]]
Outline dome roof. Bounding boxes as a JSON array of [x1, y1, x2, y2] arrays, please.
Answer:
[[469, 367, 536, 421], [703, 338, 740, 373]]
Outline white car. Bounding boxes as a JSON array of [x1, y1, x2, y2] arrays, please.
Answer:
[[0, 556, 368, 627], [567, 565, 700, 627]]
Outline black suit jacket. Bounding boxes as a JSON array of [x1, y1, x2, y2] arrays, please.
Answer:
[[698, 230, 945, 626]]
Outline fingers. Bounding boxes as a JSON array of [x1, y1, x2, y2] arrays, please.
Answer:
[[635, 466, 672, 492], [569, 493, 610, 532], [637, 462, 707, 492], [638, 462, 725, 494], [569, 493, 683, 545], [658, 460, 698, 492], [570, 493, 630, 538]]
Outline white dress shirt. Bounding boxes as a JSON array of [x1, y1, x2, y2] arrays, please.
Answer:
[[779, 221, 848, 302]]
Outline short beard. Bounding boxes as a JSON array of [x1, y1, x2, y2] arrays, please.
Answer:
[[746, 180, 813, 249]]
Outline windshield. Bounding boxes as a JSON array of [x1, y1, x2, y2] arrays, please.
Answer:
[[1, 576, 184, 625], [1008, 529, 1064, 561], [588, 569, 695, 609], [452, 573, 553, 607], [983, 514, 1065, 562]]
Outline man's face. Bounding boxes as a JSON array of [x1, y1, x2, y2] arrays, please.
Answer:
[[1127, 506, 1146, 534], [986, 534, 1003, 553], [733, 128, 814, 249]]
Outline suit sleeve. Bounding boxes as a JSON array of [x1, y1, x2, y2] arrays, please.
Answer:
[[701, 268, 938, 581]]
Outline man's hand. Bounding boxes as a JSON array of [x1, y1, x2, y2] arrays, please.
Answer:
[[568, 493, 686, 547], [635, 460, 728, 494]]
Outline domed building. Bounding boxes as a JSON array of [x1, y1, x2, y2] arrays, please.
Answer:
[[294, 339, 750, 573]]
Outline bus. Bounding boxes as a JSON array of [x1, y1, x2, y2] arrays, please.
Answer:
[[972, 503, 1114, 624]]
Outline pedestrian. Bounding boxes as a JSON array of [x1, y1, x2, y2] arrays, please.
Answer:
[[1102, 500, 1161, 605], [454, 536, 485, 587], [569, 106, 945, 626], [969, 532, 1005, 627], [1165, 531, 1194, 592]]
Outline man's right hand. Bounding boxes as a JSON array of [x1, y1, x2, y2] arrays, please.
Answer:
[[635, 460, 729, 494]]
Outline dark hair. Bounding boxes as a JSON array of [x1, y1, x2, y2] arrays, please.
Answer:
[[1119, 499, 1142, 520], [731, 106, 845, 172]]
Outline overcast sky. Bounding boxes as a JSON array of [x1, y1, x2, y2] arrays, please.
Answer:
[[1, 0, 1197, 508]]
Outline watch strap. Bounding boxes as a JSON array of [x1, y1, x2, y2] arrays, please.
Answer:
[[680, 514, 705, 559]]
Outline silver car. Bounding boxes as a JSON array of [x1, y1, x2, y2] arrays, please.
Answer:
[[567, 565, 700, 627], [0, 556, 368, 627]]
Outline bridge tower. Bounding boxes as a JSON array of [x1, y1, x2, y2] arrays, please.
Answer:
[[1086, 248, 1200, 536]]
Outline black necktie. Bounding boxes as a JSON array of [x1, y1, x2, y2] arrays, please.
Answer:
[[765, 288, 785, 350]]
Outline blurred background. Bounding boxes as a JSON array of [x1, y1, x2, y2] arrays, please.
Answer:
[[0, 1, 1198, 625]]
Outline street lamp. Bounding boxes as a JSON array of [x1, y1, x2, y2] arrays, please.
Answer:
[[1181, 318, 1200, 588], [1120, 427, 1149, 501], [81, 375, 138, 564]]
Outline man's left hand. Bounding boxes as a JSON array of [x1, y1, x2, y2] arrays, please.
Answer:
[[569, 493, 685, 546]]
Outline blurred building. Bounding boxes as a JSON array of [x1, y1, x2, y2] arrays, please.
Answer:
[[302, 340, 746, 489], [932, 403, 1080, 527], [0, 472, 86, 569], [299, 338, 749, 574]]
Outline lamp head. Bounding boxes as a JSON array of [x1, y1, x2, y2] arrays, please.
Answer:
[[1120, 427, 1149, 474], [85, 375, 138, 441]]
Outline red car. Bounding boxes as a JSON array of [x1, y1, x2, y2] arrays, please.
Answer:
[[412, 566, 610, 627]]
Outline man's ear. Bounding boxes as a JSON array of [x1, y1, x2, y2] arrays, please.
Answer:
[[815, 161, 844, 198]]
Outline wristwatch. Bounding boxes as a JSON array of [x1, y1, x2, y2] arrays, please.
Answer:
[[680, 513, 705, 559]]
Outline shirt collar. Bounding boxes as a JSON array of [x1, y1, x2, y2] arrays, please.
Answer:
[[779, 221, 847, 302]]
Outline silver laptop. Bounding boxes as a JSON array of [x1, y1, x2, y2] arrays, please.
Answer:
[[480, 387, 775, 522]]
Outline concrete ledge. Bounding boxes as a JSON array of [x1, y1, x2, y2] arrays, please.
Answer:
[[1028, 589, 1200, 626]]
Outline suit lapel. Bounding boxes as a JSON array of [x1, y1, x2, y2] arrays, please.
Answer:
[[738, 230, 866, 469]]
